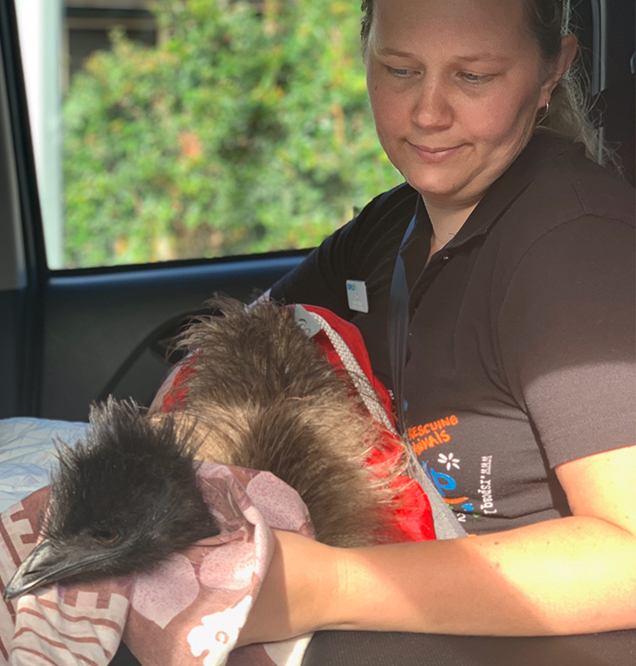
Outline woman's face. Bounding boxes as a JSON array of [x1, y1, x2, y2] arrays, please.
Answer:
[[366, 0, 555, 211]]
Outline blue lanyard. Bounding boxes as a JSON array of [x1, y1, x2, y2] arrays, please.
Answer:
[[388, 209, 418, 435]]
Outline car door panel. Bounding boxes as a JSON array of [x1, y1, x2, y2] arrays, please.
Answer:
[[40, 255, 304, 421]]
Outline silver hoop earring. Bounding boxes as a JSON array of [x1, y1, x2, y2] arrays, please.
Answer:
[[537, 102, 550, 124]]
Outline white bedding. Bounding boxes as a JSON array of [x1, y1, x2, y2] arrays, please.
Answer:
[[0, 418, 88, 513]]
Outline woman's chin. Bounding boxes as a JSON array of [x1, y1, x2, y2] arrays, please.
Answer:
[[406, 177, 467, 206]]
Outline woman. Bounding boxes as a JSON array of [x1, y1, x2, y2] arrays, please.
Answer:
[[239, 0, 636, 641]]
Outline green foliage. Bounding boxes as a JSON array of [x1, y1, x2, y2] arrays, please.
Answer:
[[63, 0, 401, 267]]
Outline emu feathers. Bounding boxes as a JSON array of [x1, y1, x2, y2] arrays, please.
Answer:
[[4, 298, 405, 600], [4, 402, 219, 599]]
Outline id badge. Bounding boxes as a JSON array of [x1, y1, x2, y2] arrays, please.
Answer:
[[346, 280, 369, 313]]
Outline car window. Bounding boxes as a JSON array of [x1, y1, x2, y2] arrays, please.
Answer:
[[15, 0, 401, 269]]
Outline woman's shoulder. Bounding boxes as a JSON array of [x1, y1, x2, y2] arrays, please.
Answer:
[[322, 181, 419, 270], [531, 134, 634, 228], [478, 135, 634, 306], [268, 182, 418, 315], [486, 134, 634, 264], [351, 181, 419, 234]]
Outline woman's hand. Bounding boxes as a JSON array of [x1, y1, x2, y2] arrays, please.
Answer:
[[238, 530, 341, 647]]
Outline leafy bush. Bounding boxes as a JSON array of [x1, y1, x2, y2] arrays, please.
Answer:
[[63, 0, 401, 267]]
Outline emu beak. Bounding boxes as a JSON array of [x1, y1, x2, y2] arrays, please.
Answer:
[[3, 539, 68, 601]]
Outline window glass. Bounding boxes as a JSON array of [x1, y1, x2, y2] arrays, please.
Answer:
[[15, 0, 401, 269]]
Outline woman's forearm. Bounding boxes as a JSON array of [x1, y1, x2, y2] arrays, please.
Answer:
[[239, 447, 636, 647], [325, 516, 636, 636], [239, 517, 636, 647]]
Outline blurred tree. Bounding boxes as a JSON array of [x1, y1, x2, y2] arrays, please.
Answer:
[[63, 0, 401, 267]]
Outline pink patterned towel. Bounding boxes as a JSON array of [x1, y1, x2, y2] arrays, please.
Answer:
[[0, 463, 314, 666]]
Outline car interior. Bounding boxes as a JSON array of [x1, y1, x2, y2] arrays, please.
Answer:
[[0, 0, 634, 664]]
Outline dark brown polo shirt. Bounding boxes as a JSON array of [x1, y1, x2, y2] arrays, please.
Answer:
[[271, 133, 635, 534]]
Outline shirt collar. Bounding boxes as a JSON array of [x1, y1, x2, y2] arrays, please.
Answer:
[[446, 132, 577, 249], [400, 132, 580, 259]]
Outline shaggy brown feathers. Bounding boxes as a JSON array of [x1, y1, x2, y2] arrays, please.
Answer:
[[165, 297, 406, 547]]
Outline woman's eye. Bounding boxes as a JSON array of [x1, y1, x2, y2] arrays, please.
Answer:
[[387, 67, 414, 78], [459, 72, 491, 84]]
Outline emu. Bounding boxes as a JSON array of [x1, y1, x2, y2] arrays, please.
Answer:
[[4, 298, 406, 600]]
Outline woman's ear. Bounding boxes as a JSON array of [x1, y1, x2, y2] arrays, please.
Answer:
[[540, 33, 579, 104]]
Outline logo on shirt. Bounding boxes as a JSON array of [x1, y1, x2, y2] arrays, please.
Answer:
[[437, 452, 460, 471], [421, 459, 470, 516], [413, 417, 499, 525], [408, 414, 459, 455], [478, 455, 497, 515]]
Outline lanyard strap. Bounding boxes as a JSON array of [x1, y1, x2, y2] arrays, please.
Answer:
[[387, 203, 466, 540], [388, 212, 417, 435]]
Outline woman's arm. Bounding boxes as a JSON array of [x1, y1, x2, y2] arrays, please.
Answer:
[[239, 444, 636, 644]]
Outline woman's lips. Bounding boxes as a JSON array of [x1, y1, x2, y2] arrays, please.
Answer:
[[408, 142, 465, 163]]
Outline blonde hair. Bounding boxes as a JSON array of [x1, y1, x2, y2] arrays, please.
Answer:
[[526, 1, 599, 160]]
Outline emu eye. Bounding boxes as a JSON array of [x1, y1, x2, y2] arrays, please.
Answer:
[[92, 528, 120, 545]]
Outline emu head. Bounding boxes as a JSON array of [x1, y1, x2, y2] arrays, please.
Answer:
[[3, 399, 219, 600]]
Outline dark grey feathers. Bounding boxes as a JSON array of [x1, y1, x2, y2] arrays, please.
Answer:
[[46, 399, 220, 581]]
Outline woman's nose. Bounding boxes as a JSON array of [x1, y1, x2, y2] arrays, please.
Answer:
[[411, 80, 453, 130]]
